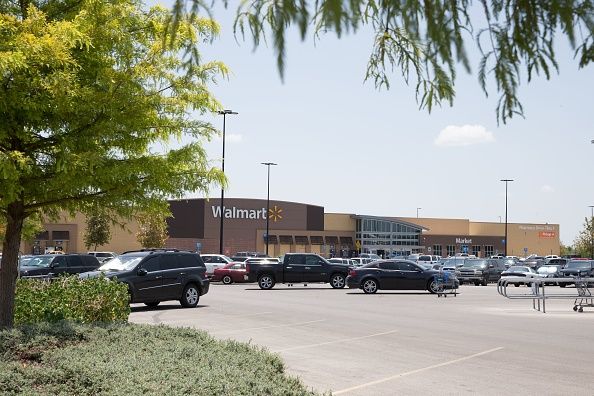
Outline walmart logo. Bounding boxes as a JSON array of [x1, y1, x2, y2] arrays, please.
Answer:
[[268, 205, 283, 222]]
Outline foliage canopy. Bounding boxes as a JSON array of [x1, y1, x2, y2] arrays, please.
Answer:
[[176, 0, 593, 123], [0, 0, 226, 327]]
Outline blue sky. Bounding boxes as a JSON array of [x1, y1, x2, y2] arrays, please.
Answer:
[[159, 2, 593, 245]]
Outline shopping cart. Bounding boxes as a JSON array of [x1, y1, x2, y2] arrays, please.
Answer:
[[573, 276, 593, 312], [435, 269, 458, 298]]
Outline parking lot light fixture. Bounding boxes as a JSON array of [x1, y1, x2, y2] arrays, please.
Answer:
[[416, 207, 422, 218], [500, 179, 514, 256], [217, 109, 238, 255], [589, 205, 594, 260], [262, 162, 277, 256]]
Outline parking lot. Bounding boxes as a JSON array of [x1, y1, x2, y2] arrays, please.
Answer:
[[130, 284, 594, 395]]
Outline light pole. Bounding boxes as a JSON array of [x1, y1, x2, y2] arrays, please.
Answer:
[[500, 179, 514, 256], [589, 205, 594, 259], [261, 162, 277, 256], [217, 109, 238, 255], [416, 207, 422, 218]]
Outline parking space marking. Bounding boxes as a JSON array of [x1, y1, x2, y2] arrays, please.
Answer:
[[216, 319, 326, 334], [273, 329, 398, 353], [333, 346, 504, 395]]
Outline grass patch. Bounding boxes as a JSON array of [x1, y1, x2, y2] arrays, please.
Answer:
[[0, 322, 320, 395]]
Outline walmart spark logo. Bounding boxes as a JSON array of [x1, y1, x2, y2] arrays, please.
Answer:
[[268, 205, 283, 222]]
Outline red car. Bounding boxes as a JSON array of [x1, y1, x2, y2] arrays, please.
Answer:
[[212, 262, 248, 284]]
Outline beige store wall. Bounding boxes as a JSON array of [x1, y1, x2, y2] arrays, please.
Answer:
[[325, 213, 356, 231], [398, 217, 470, 235], [470, 222, 505, 236], [507, 223, 560, 256]]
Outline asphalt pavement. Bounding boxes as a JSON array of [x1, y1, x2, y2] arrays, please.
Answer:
[[129, 283, 594, 395]]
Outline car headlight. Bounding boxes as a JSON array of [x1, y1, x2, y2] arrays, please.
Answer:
[[475, 270, 483, 274]]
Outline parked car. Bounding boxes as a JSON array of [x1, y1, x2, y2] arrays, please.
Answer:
[[246, 253, 350, 290], [558, 260, 594, 287], [439, 257, 466, 270], [359, 253, 382, 261], [500, 266, 541, 287], [19, 254, 101, 279], [328, 258, 357, 266], [537, 265, 564, 285], [87, 251, 117, 263], [406, 254, 422, 262], [200, 254, 234, 276], [417, 255, 438, 265], [245, 257, 279, 265], [456, 258, 505, 286], [81, 249, 209, 308], [212, 262, 248, 284], [346, 260, 459, 294], [351, 257, 374, 267]]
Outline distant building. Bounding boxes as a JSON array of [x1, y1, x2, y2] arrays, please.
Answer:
[[24, 198, 560, 257]]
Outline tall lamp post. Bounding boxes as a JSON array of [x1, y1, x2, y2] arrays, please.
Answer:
[[500, 179, 514, 256], [588, 207, 594, 260], [416, 207, 422, 218], [261, 162, 277, 256], [217, 109, 238, 254]]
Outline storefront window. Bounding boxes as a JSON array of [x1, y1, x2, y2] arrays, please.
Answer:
[[484, 245, 494, 257], [446, 245, 456, 257], [432, 245, 442, 256]]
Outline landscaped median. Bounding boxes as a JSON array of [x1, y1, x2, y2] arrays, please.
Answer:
[[3, 277, 320, 395]]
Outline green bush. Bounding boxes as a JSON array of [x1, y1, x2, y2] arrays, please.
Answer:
[[0, 322, 320, 395], [14, 276, 130, 325]]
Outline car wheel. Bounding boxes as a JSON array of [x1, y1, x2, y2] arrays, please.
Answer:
[[180, 283, 200, 308], [330, 273, 346, 289], [427, 278, 440, 294], [474, 281, 480, 286], [222, 275, 233, 285], [481, 277, 488, 286], [144, 301, 160, 308], [514, 283, 520, 287], [362, 279, 378, 294], [559, 283, 566, 288], [258, 275, 275, 290]]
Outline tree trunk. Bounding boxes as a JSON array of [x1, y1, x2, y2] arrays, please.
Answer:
[[0, 201, 25, 329]]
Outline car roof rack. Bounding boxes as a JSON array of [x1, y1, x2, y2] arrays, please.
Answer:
[[121, 248, 182, 254]]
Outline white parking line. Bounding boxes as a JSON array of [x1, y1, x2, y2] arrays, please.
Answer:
[[273, 329, 398, 353], [333, 347, 504, 395], [216, 319, 326, 334]]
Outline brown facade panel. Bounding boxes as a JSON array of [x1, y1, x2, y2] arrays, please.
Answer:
[[265, 235, 279, 244], [294, 235, 309, 245], [279, 235, 294, 244], [168, 199, 204, 238], [52, 231, 70, 240], [310, 235, 324, 245], [306, 205, 324, 231], [325, 236, 339, 244]]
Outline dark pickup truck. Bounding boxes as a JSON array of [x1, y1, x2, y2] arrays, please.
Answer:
[[246, 253, 351, 290]]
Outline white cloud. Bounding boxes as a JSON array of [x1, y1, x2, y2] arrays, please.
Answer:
[[541, 185, 555, 193], [434, 124, 495, 147], [218, 133, 243, 144]]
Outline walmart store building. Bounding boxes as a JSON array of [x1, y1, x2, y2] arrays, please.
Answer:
[[30, 198, 560, 258]]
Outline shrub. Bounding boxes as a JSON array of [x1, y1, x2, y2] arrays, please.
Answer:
[[0, 322, 319, 395], [14, 276, 130, 325]]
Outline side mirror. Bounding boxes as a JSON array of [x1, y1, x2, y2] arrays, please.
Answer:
[[137, 268, 148, 276]]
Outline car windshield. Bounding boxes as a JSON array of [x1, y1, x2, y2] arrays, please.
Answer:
[[566, 261, 592, 269], [21, 256, 54, 268], [462, 260, 487, 268], [98, 255, 144, 271], [508, 266, 528, 272]]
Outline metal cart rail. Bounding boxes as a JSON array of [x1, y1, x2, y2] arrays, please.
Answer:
[[435, 270, 458, 298]]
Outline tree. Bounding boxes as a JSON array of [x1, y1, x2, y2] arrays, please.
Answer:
[[84, 211, 111, 251], [136, 213, 169, 249], [176, 1, 593, 123], [573, 217, 594, 259], [0, 0, 226, 328]]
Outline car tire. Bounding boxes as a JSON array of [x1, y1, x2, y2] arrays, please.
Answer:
[[514, 283, 520, 287], [222, 275, 233, 285], [559, 283, 566, 288], [427, 278, 440, 294], [474, 281, 480, 286], [258, 275, 275, 290], [144, 301, 160, 308], [362, 278, 378, 294], [481, 277, 488, 286], [180, 283, 200, 308], [330, 273, 346, 289]]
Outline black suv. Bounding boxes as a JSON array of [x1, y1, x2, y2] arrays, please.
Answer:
[[456, 258, 506, 285], [81, 249, 209, 308], [19, 254, 101, 279]]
